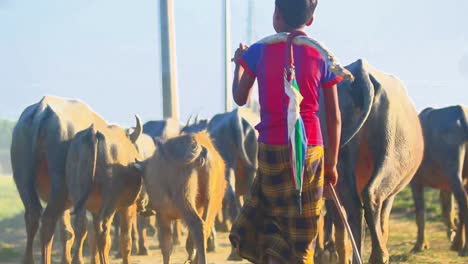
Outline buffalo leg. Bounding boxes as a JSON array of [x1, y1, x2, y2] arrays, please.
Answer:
[[94, 203, 116, 264], [88, 225, 99, 264], [131, 212, 139, 255], [207, 227, 216, 252], [410, 181, 428, 252], [12, 132, 42, 264], [445, 150, 468, 256], [112, 215, 121, 257], [72, 210, 88, 264], [363, 176, 392, 264], [185, 233, 196, 263], [335, 153, 362, 264], [179, 204, 206, 264], [137, 215, 150, 255], [172, 220, 182, 245], [381, 195, 395, 245], [332, 199, 355, 264], [118, 204, 137, 264], [22, 194, 42, 264], [440, 190, 457, 242], [226, 171, 240, 225], [40, 170, 68, 264], [157, 213, 173, 264], [59, 209, 75, 264]]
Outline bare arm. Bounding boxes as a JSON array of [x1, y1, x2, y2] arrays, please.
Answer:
[[231, 43, 256, 106], [323, 85, 341, 186], [232, 63, 256, 106]]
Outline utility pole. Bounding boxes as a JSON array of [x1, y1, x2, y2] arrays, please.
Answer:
[[160, 0, 179, 119], [247, 0, 254, 44], [223, 0, 232, 112], [246, 0, 257, 110]]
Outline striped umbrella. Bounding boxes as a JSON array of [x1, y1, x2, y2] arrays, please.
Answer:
[[284, 31, 308, 214]]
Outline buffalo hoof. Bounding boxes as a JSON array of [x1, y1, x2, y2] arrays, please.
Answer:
[[22, 256, 35, 264], [451, 235, 463, 251], [369, 251, 389, 264], [227, 249, 243, 261], [315, 249, 338, 264], [314, 249, 326, 264], [132, 246, 139, 255], [207, 237, 216, 252], [411, 241, 429, 253], [138, 247, 149, 256], [459, 247, 468, 257]]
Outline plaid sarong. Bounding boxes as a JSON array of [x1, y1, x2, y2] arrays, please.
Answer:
[[230, 143, 324, 263]]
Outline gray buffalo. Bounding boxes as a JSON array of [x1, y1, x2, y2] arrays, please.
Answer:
[[10, 96, 143, 264], [141, 117, 186, 246], [66, 121, 143, 264], [410, 105, 468, 255], [320, 60, 424, 264], [11, 96, 108, 264], [112, 131, 157, 258]]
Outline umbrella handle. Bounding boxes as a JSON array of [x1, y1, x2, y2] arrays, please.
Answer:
[[328, 184, 364, 264]]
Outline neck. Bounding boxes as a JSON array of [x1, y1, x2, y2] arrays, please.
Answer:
[[279, 25, 305, 33]]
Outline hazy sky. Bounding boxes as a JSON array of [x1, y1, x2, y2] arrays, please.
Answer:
[[1, 0, 467, 126]]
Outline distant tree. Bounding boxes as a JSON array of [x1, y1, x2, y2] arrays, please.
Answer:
[[0, 118, 15, 175]]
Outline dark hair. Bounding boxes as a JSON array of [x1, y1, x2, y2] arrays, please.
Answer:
[[275, 0, 318, 28]]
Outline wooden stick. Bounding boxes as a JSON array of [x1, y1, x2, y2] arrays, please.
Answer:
[[329, 184, 363, 264]]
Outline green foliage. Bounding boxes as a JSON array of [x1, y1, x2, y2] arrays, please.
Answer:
[[0, 176, 23, 221], [0, 118, 15, 174], [0, 119, 15, 149]]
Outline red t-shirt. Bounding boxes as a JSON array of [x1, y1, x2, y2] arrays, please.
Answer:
[[238, 33, 342, 145]]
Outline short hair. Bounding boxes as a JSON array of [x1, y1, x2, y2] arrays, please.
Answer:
[[275, 0, 318, 28]]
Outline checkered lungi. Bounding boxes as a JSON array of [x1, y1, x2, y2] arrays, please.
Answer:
[[230, 143, 325, 264]]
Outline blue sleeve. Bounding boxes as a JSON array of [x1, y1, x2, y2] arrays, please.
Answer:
[[321, 59, 343, 88], [238, 43, 262, 77]]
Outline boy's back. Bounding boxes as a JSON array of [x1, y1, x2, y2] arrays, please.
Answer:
[[239, 33, 342, 145]]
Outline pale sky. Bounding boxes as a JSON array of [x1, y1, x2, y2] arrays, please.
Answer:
[[1, 0, 467, 126]]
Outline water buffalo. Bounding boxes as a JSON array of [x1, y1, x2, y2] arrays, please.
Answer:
[[140, 131, 226, 264], [111, 118, 184, 257], [320, 60, 424, 264], [11, 96, 111, 264], [112, 131, 157, 258], [142, 117, 186, 246], [410, 105, 468, 255], [66, 121, 143, 264], [181, 109, 258, 225]]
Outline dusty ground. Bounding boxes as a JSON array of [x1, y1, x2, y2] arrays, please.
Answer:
[[1, 176, 467, 263]]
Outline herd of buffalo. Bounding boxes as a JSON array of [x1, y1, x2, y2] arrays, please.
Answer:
[[9, 59, 468, 264]]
